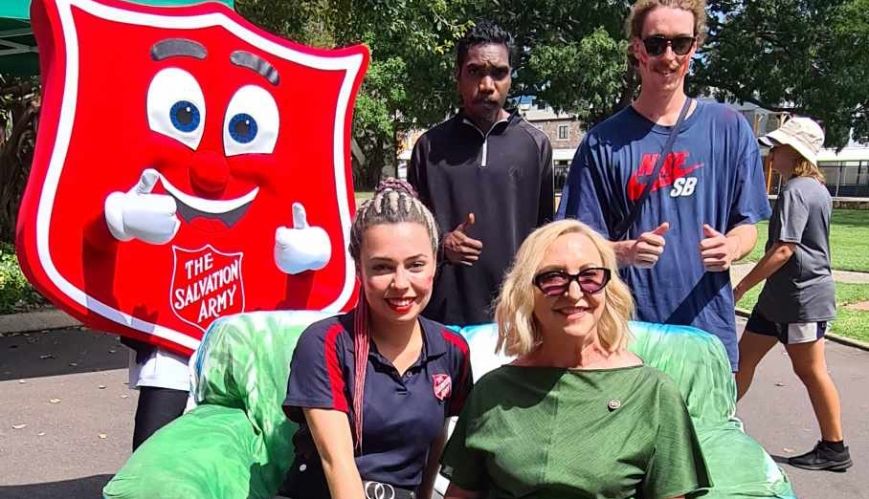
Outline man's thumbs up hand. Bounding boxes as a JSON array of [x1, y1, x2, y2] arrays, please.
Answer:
[[443, 212, 483, 266], [700, 223, 736, 272], [630, 222, 669, 268]]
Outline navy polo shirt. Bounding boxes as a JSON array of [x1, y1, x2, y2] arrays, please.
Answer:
[[283, 311, 472, 489]]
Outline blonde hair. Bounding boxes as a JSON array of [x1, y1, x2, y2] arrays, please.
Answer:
[[626, 0, 708, 44], [494, 219, 635, 357], [793, 158, 826, 183]]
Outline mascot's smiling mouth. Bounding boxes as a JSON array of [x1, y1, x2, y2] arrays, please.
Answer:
[[158, 173, 259, 227]]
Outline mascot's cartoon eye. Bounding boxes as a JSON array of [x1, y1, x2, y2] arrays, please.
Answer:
[[223, 85, 279, 156], [171, 101, 202, 133], [228, 113, 258, 143], [147, 68, 206, 150]]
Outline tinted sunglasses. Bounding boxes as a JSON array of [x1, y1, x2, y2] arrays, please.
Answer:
[[642, 35, 696, 56], [533, 267, 612, 297]]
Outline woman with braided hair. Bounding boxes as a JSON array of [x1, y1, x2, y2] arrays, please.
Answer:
[[283, 178, 473, 499]]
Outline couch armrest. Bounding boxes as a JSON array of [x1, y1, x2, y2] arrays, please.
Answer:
[[104, 405, 261, 499]]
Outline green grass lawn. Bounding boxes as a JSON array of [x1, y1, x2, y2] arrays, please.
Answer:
[[737, 283, 869, 344], [354, 191, 373, 206], [745, 209, 869, 272]]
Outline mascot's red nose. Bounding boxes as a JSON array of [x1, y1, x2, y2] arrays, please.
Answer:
[[189, 151, 229, 197]]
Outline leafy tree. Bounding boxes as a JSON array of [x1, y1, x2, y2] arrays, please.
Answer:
[[694, 0, 868, 147], [1, 0, 863, 242], [464, 1, 633, 124], [237, 0, 471, 188]]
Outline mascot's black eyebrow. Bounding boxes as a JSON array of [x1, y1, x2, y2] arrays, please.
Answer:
[[230, 50, 280, 86], [151, 39, 207, 61]]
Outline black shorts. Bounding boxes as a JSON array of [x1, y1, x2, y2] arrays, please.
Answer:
[[746, 308, 828, 345]]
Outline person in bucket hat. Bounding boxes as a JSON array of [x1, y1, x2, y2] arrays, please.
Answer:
[[734, 116, 852, 472], [759, 116, 825, 166]]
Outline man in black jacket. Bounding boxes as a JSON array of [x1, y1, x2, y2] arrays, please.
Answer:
[[408, 20, 554, 326]]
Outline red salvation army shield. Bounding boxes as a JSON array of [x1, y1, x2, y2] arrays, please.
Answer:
[[432, 374, 452, 401], [170, 245, 244, 333], [17, 0, 368, 354]]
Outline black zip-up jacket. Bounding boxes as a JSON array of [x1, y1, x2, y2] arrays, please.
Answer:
[[409, 110, 554, 326]]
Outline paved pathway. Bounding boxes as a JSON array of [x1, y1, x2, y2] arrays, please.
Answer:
[[731, 264, 869, 316], [736, 318, 869, 498], [0, 329, 131, 498]]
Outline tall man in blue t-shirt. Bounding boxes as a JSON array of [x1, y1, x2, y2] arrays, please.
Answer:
[[557, 0, 771, 370]]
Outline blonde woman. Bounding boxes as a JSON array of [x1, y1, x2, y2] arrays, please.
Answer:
[[734, 117, 851, 471], [440, 219, 709, 498]]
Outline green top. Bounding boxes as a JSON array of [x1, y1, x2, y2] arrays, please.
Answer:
[[441, 364, 710, 499]]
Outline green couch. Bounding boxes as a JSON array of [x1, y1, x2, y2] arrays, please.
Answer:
[[103, 312, 796, 498]]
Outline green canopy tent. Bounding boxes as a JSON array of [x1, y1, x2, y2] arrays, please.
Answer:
[[0, 3, 37, 75], [0, 0, 235, 76]]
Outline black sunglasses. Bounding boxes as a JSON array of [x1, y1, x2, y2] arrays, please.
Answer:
[[642, 35, 696, 56], [533, 267, 612, 297]]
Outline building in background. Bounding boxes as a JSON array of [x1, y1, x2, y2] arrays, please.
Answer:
[[734, 101, 869, 198], [517, 102, 583, 191]]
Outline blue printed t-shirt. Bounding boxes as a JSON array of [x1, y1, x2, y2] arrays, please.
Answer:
[[557, 101, 771, 369], [283, 312, 473, 489]]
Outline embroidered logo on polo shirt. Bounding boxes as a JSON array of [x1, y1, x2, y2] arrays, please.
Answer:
[[432, 373, 452, 401]]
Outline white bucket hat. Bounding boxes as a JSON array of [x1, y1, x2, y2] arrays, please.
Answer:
[[759, 116, 825, 166]]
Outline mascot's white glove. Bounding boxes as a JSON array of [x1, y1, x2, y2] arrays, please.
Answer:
[[104, 168, 180, 245], [275, 202, 331, 275]]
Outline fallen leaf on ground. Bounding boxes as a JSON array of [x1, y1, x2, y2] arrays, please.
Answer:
[[68, 362, 78, 367], [775, 382, 785, 387], [120, 394, 129, 399], [37, 432, 46, 437], [18, 379, 26, 384], [98, 433, 107, 439], [39, 354, 55, 360], [49, 398, 61, 404], [12, 424, 27, 430], [783, 448, 794, 453], [98, 385, 106, 389]]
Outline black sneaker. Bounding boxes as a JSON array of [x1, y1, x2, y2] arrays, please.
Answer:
[[788, 441, 853, 471]]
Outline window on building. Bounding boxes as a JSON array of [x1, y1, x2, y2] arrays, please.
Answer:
[[557, 125, 568, 140]]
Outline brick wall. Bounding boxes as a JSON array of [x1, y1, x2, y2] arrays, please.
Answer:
[[529, 118, 583, 150]]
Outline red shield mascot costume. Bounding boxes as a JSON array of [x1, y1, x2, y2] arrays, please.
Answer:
[[18, 0, 368, 353], [17, 0, 368, 447]]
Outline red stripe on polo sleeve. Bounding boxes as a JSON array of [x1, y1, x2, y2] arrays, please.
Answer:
[[441, 329, 472, 416], [324, 323, 349, 412]]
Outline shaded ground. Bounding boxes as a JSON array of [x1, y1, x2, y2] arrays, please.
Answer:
[[0, 329, 134, 498]]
